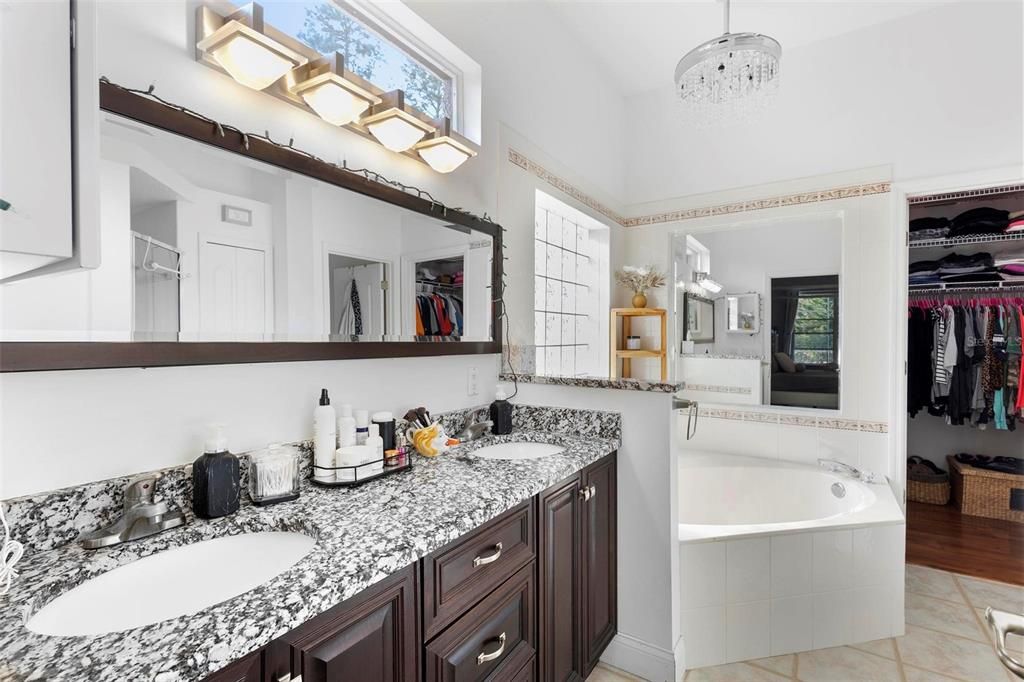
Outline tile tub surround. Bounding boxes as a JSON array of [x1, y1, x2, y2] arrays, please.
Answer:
[[684, 565, 1024, 682], [500, 371, 683, 393], [4, 404, 617, 554], [679, 523, 906, 669], [0, 428, 619, 682]]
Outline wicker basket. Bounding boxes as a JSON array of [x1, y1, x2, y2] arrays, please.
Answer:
[[908, 477, 951, 505], [947, 455, 1024, 523]]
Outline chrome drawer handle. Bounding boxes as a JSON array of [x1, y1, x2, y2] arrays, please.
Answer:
[[277, 674, 302, 682], [477, 632, 507, 665], [579, 487, 591, 501], [473, 542, 503, 567], [588, 485, 597, 501]]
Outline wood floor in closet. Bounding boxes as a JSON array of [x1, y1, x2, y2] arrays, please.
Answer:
[[906, 501, 1024, 585]]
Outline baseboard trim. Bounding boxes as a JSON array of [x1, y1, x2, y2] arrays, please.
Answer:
[[600, 632, 678, 682]]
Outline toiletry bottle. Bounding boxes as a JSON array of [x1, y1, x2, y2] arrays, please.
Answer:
[[337, 404, 357, 448], [372, 411, 396, 452], [313, 389, 337, 481], [489, 386, 513, 435], [193, 424, 240, 519], [355, 409, 370, 445], [365, 424, 385, 475]]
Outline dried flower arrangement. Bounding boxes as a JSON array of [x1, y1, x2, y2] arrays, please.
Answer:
[[614, 265, 666, 308]]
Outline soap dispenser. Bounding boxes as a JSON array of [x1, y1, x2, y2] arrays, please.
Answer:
[[489, 386, 513, 435], [192, 425, 240, 519]]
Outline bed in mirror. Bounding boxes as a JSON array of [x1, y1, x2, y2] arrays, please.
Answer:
[[0, 83, 501, 371]]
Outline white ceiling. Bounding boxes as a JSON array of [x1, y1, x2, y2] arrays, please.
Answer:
[[543, 1, 953, 94]]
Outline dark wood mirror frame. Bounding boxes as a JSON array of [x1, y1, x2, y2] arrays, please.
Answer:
[[0, 82, 502, 372]]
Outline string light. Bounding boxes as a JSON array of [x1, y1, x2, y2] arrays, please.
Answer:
[[98, 78, 495, 226]]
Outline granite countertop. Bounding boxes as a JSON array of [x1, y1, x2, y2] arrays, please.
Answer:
[[499, 372, 682, 393], [0, 429, 618, 682]]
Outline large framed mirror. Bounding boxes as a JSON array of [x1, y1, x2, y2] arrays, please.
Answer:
[[0, 83, 502, 371]]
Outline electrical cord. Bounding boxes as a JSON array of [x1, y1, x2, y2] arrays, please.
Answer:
[[0, 502, 23, 596]]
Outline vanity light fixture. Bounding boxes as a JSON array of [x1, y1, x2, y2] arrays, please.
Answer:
[[414, 119, 477, 173], [288, 53, 381, 127], [694, 272, 723, 293], [195, 3, 306, 91], [360, 91, 435, 153]]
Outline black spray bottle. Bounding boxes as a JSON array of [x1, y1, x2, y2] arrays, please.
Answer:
[[192, 424, 240, 519]]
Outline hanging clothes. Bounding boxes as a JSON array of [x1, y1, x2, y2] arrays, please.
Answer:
[[415, 290, 464, 337], [337, 279, 363, 336]]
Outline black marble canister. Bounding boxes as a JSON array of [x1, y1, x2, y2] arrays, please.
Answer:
[[192, 450, 240, 519]]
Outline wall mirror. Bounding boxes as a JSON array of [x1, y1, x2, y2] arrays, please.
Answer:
[[682, 293, 715, 343], [0, 84, 501, 371], [671, 216, 842, 410], [725, 293, 760, 334]]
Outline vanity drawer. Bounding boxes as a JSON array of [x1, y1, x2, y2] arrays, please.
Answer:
[[425, 562, 536, 682], [423, 498, 536, 638]]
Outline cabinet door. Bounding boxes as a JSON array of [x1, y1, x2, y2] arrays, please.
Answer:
[[581, 453, 617, 677], [0, 0, 74, 275], [280, 564, 419, 682], [538, 474, 583, 682]]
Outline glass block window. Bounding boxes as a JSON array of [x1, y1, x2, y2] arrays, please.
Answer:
[[261, 0, 454, 120], [533, 205, 601, 377]]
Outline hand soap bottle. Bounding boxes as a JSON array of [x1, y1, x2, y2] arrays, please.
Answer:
[[489, 386, 513, 435], [193, 425, 240, 519]]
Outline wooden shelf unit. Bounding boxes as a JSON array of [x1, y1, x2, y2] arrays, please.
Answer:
[[609, 308, 667, 381]]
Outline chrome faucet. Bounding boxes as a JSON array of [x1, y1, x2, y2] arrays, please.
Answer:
[[79, 475, 186, 549], [818, 458, 880, 483], [456, 410, 493, 442]]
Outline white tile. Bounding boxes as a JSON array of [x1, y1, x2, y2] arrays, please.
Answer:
[[856, 432, 890, 479], [813, 590, 854, 649], [687, 415, 733, 453], [726, 537, 770, 603], [852, 523, 904, 587], [957, 575, 1024, 614], [851, 584, 893, 643], [815, 428, 860, 469], [889, 570, 905, 636], [905, 564, 964, 603], [681, 541, 727, 609], [683, 605, 727, 669], [770, 594, 813, 655], [726, 601, 770, 663], [771, 533, 813, 598], [724, 420, 779, 459], [812, 530, 853, 592], [777, 424, 818, 465]]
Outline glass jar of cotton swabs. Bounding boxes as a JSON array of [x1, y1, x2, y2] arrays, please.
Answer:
[[248, 443, 301, 506]]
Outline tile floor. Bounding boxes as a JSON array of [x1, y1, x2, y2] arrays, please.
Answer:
[[589, 565, 1024, 682]]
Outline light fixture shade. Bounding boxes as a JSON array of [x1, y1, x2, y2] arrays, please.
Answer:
[[300, 81, 372, 126], [365, 115, 430, 153], [416, 139, 472, 173], [210, 33, 295, 91]]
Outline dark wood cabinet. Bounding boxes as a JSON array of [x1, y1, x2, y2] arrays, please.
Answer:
[[538, 452, 618, 682], [581, 453, 617, 678], [278, 565, 419, 682], [202, 453, 616, 682], [538, 473, 584, 682]]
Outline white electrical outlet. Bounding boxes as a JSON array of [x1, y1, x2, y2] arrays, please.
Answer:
[[467, 366, 479, 396]]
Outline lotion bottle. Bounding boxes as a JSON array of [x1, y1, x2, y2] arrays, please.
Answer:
[[313, 389, 337, 481], [354, 409, 370, 445], [337, 404, 357, 448], [364, 423, 385, 475], [489, 386, 513, 435]]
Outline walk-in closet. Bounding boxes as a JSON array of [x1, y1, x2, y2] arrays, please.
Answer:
[[904, 183, 1024, 585]]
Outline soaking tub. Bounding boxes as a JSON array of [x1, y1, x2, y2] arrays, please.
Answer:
[[677, 453, 906, 669]]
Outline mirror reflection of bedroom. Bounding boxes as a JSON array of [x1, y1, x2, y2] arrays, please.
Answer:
[[672, 216, 843, 409]]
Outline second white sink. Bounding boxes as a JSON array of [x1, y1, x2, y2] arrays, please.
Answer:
[[27, 531, 316, 636], [473, 442, 565, 460]]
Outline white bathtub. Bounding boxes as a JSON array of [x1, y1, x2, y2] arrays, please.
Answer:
[[679, 454, 904, 541], [677, 453, 906, 669]]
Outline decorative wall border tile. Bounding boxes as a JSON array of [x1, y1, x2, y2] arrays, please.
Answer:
[[694, 407, 889, 433], [507, 147, 891, 229], [680, 382, 753, 395]]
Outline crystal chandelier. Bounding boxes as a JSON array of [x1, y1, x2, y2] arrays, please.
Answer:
[[674, 0, 781, 125]]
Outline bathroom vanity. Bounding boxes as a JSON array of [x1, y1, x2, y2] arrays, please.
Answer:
[[207, 452, 616, 682]]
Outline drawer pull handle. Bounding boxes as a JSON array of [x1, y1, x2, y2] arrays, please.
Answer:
[[589, 485, 597, 501], [477, 632, 507, 665], [277, 675, 302, 682], [579, 487, 591, 501], [473, 542, 503, 567]]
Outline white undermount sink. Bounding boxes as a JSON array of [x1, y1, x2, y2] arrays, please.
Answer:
[[27, 531, 315, 636], [473, 442, 565, 460]]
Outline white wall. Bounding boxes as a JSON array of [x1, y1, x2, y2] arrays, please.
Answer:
[[0, 0, 628, 497], [624, 1, 1024, 204]]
